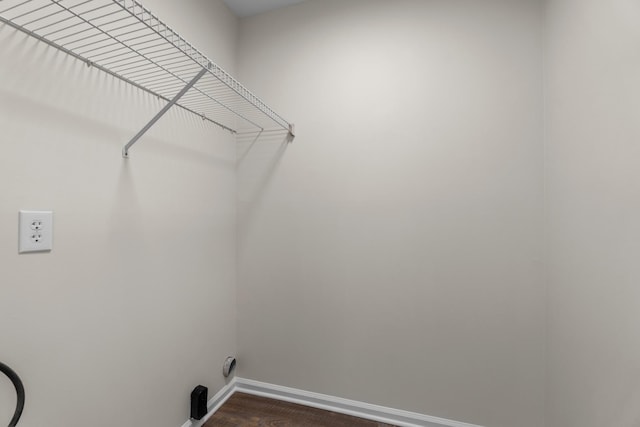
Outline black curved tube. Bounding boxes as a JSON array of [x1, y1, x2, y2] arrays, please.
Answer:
[[0, 362, 24, 427]]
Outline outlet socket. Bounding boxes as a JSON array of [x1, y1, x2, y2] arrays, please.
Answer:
[[19, 210, 53, 253]]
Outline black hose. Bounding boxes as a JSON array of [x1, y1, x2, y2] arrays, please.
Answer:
[[0, 362, 24, 427]]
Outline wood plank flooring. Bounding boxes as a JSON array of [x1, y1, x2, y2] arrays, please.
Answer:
[[204, 392, 397, 427]]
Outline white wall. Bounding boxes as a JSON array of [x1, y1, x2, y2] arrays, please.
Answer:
[[236, 1, 545, 426], [0, 1, 237, 426], [12, 1, 634, 425], [546, 0, 640, 426]]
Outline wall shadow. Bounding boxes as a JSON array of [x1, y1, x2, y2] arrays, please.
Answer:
[[237, 130, 291, 254]]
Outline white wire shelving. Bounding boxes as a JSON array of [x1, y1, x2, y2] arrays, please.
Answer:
[[0, 0, 295, 157]]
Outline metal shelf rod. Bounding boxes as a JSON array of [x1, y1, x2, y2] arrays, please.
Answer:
[[0, 0, 294, 152], [114, 0, 293, 132]]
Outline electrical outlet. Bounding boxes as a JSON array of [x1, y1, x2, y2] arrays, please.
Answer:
[[19, 210, 53, 253]]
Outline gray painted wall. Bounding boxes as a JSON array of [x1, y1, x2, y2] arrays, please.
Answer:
[[236, 1, 545, 426], [546, 0, 640, 425], [0, 1, 238, 426], [5, 1, 636, 425]]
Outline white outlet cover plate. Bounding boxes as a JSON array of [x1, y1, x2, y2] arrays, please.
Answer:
[[19, 210, 53, 253]]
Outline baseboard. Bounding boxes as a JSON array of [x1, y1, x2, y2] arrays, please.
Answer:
[[180, 378, 237, 427], [180, 377, 483, 427], [233, 378, 484, 427]]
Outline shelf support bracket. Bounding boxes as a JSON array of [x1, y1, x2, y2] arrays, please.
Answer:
[[123, 66, 209, 158]]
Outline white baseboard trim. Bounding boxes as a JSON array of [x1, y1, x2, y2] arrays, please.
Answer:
[[180, 378, 237, 427], [234, 378, 484, 427], [180, 377, 483, 427]]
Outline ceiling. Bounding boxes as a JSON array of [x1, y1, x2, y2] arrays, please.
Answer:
[[223, 0, 307, 18]]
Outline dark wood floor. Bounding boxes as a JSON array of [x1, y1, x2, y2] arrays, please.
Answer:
[[204, 392, 397, 427]]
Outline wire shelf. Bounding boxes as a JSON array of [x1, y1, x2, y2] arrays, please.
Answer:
[[0, 0, 294, 155]]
